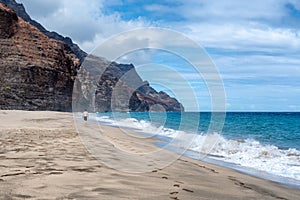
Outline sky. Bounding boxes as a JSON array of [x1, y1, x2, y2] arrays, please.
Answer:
[[16, 0, 300, 111]]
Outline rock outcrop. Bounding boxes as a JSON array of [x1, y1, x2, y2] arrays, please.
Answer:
[[0, 4, 79, 111], [0, 0, 87, 62]]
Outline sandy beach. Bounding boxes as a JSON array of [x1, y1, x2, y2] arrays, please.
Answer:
[[0, 110, 299, 200]]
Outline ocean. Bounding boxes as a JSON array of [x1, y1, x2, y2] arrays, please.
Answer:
[[94, 112, 300, 188]]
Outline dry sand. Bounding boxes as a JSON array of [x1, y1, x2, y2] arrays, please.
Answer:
[[0, 110, 299, 200]]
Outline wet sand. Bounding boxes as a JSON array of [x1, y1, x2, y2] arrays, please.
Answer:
[[0, 110, 299, 200]]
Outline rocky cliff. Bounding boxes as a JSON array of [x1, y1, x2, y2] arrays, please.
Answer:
[[0, 1, 184, 112], [73, 55, 184, 112], [0, 0, 87, 62], [0, 4, 79, 111]]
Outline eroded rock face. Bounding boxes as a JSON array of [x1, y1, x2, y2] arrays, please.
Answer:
[[0, 4, 79, 111], [0, 0, 87, 62], [1, 1, 184, 112], [74, 55, 184, 112], [0, 3, 17, 38]]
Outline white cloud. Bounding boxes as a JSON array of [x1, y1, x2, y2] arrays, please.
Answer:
[[16, 0, 62, 18], [179, 0, 286, 21], [18, 0, 300, 54], [182, 23, 300, 52], [17, 0, 149, 52]]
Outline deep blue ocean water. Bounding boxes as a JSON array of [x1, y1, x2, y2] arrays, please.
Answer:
[[95, 112, 300, 188]]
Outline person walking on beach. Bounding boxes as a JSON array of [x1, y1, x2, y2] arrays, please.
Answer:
[[83, 109, 88, 121]]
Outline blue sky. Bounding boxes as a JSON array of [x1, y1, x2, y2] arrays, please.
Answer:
[[16, 0, 300, 111]]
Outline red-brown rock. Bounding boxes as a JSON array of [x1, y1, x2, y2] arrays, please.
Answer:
[[0, 3, 79, 111]]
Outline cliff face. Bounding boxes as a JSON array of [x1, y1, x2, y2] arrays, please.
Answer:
[[0, 0, 87, 62], [0, 4, 79, 111], [0, 1, 184, 112], [73, 55, 184, 112]]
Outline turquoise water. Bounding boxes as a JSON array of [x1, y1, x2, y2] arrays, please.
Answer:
[[98, 112, 300, 150], [96, 112, 300, 187]]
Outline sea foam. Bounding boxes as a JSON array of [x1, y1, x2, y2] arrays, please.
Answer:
[[95, 115, 300, 182]]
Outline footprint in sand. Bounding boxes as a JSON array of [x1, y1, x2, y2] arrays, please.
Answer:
[[169, 196, 179, 200], [182, 188, 194, 193], [170, 191, 178, 195], [175, 180, 184, 184], [169, 191, 179, 200], [169, 182, 182, 199], [228, 176, 251, 189]]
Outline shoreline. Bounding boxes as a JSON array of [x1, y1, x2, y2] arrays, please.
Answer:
[[149, 135, 300, 190], [94, 112, 300, 189], [1, 110, 299, 199], [182, 147, 300, 190]]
